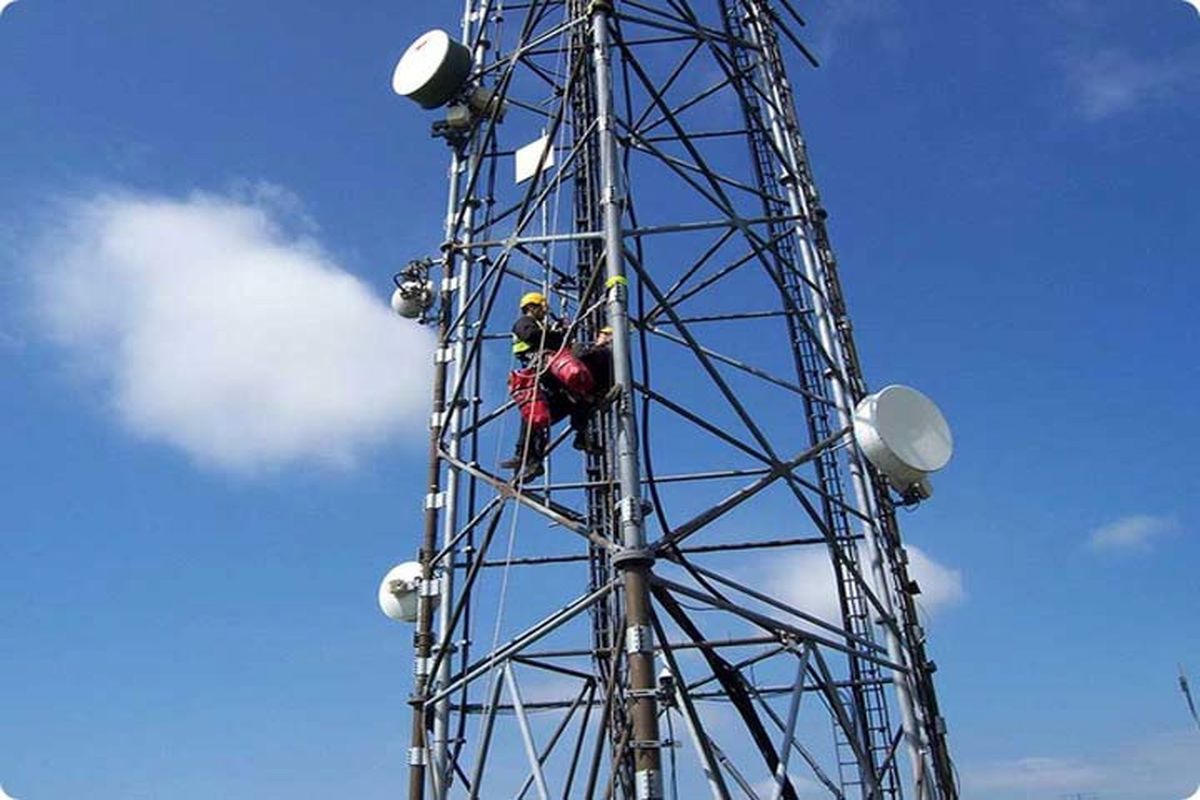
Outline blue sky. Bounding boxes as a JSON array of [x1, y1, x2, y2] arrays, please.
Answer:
[[2, 1, 1199, 799]]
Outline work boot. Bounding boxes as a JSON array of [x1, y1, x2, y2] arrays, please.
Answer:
[[597, 384, 623, 409], [515, 460, 544, 484], [500, 456, 524, 470], [572, 433, 603, 455]]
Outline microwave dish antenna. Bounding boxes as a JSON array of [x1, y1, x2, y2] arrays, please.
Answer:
[[855, 385, 953, 499], [392, 29, 472, 109], [378, 561, 426, 623]]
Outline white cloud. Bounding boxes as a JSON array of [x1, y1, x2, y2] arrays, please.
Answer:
[[1088, 514, 1179, 552], [1065, 47, 1200, 120], [762, 543, 964, 626], [964, 730, 1200, 800], [30, 189, 434, 473], [511, 672, 588, 706], [904, 546, 965, 613], [969, 756, 1104, 792], [763, 547, 842, 625]]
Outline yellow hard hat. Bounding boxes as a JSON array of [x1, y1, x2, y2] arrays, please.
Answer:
[[520, 291, 547, 310], [599, 326, 613, 335]]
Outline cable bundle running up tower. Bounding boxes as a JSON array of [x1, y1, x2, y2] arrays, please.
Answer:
[[381, 2, 959, 798]]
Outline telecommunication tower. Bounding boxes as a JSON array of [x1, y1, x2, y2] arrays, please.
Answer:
[[381, 2, 959, 798]]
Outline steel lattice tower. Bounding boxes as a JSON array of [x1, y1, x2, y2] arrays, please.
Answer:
[[389, 1, 958, 798]]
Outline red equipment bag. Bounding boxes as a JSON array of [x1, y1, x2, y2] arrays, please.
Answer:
[[545, 348, 595, 396], [508, 368, 552, 429]]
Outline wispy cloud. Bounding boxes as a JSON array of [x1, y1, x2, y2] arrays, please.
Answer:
[[1065, 46, 1200, 120], [964, 730, 1200, 799], [0, 329, 25, 350], [810, 0, 903, 63], [1088, 514, 1179, 552], [28, 188, 434, 473], [510, 672, 588, 706], [969, 756, 1104, 792], [1049, 0, 1200, 120]]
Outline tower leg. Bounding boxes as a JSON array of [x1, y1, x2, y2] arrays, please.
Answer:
[[591, 6, 663, 798]]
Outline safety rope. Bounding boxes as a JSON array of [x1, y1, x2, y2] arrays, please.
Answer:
[[484, 0, 578, 708]]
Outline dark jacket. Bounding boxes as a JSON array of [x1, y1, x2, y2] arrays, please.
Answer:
[[512, 314, 566, 360], [576, 343, 613, 395]]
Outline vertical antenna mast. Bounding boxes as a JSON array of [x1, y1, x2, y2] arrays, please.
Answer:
[[384, 2, 959, 798]]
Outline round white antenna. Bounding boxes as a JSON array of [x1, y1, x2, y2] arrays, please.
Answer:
[[378, 561, 425, 622], [392, 29, 473, 109], [391, 280, 433, 319], [854, 385, 953, 496]]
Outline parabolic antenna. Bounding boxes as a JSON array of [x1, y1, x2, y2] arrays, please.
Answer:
[[392, 29, 472, 109], [854, 385, 953, 493], [391, 280, 432, 319], [378, 561, 425, 622]]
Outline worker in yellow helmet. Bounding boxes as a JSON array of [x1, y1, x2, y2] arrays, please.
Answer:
[[502, 291, 567, 479], [510, 291, 565, 365]]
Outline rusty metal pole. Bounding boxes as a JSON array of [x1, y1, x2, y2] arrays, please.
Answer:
[[590, 3, 663, 797]]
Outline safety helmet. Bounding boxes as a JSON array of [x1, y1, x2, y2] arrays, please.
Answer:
[[599, 326, 613, 335], [520, 291, 547, 310]]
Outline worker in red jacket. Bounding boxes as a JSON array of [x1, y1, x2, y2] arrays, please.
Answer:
[[502, 297, 617, 481], [502, 291, 564, 481]]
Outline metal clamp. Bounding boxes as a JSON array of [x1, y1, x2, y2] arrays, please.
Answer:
[[425, 491, 446, 510], [630, 739, 665, 750], [407, 747, 428, 766], [617, 496, 643, 523], [635, 768, 663, 800], [625, 624, 651, 654]]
